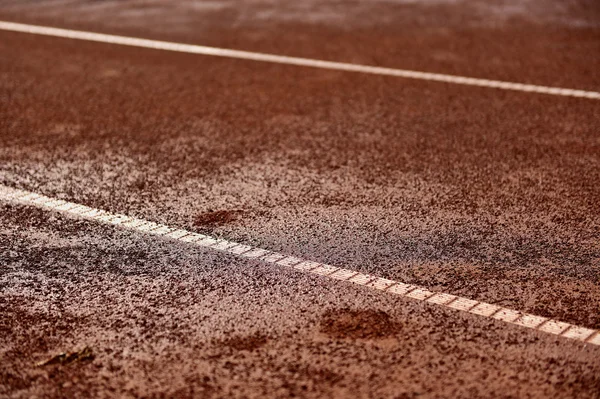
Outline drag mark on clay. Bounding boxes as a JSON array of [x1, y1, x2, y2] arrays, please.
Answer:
[[1, 184, 599, 347], [0, 21, 599, 100]]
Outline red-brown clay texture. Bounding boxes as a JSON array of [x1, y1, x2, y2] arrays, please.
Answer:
[[1, 1, 600, 398]]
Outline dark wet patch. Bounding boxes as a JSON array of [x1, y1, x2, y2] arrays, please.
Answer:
[[219, 333, 268, 352], [320, 309, 401, 340], [194, 209, 246, 229]]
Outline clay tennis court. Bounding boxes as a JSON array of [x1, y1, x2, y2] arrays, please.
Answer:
[[1, 1, 599, 397]]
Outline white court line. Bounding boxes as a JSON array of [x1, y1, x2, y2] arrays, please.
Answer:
[[1, 21, 599, 100], [1, 184, 598, 347]]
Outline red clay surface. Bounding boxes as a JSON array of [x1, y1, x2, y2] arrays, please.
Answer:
[[1, 1, 600, 398]]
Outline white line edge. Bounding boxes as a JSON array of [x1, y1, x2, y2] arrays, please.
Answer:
[[1, 184, 598, 347], [0, 21, 599, 100]]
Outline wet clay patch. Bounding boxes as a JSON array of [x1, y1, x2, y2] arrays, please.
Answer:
[[219, 333, 268, 352], [194, 209, 246, 229], [320, 309, 401, 340]]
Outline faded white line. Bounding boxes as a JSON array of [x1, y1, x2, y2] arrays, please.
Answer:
[[1, 21, 599, 100], [1, 184, 599, 347]]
